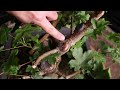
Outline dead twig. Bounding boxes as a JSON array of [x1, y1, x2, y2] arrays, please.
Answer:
[[22, 76, 31, 79], [0, 45, 32, 52], [0, 72, 4, 76], [32, 11, 105, 68], [19, 61, 32, 68], [66, 70, 81, 79], [56, 71, 66, 77]]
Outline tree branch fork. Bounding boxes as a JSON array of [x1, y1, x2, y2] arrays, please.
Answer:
[[32, 11, 105, 69]]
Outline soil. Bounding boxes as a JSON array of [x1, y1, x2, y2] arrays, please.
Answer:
[[87, 26, 120, 79]]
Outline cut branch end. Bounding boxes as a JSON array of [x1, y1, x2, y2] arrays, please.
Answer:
[[32, 65, 36, 69]]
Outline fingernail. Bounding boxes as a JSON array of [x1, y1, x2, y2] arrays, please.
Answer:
[[58, 34, 65, 41]]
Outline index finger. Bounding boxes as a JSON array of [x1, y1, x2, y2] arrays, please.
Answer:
[[34, 18, 65, 41]]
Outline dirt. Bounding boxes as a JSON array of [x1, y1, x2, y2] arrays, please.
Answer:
[[87, 26, 120, 79]]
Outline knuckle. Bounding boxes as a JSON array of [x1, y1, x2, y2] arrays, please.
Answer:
[[30, 12, 44, 22], [51, 11, 58, 20], [53, 12, 58, 20]]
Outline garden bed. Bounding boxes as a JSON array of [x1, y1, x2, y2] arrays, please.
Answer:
[[0, 11, 120, 79]]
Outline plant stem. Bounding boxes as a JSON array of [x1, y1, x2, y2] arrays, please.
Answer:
[[19, 61, 32, 68], [71, 15, 73, 34], [0, 45, 32, 52], [32, 48, 59, 68], [8, 34, 15, 38], [66, 70, 81, 79], [0, 72, 4, 76], [56, 71, 66, 77], [10, 74, 30, 77]]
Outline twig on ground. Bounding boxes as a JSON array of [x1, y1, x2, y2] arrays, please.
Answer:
[[19, 61, 32, 68]]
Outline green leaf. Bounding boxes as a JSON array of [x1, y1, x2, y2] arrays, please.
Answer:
[[99, 41, 108, 54], [2, 49, 19, 65], [0, 26, 10, 44], [74, 74, 84, 79], [13, 24, 42, 46], [0, 46, 4, 52], [29, 51, 41, 61], [32, 73, 52, 79], [79, 51, 109, 79], [69, 59, 80, 71], [77, 11, 90, 23], [69, 47, 93, 71], [70, 36, 88, 51], [80, 11, 85, 15], [31, 72, 43, 79], [34, 43, 42, 51], [8, 66, 19, 75], [91, 18, 109, 39], [91, 19, 97, 29], [42, 53, 60, 65], [26, 65, 39, 75], [85, 14, 90, 21], [67, 51, 73, 59], [80, 51, 94, 70], [85, 28, 94, 36], [70, 40, 83, 51], [90, 63, 111, 79], [92, 52, 106, 63], [70, 28, 93, 52], [108, 47, 120, 64], [2, 65, 19, 75], [2, 56, 19, 75], [26, 65, 33, 72], [82, 50, 93, 61], [97, 18, 109, 28], [69, 45, 106, 79], [31, 34, 40, 44], [82, 36, 88, 43], [1, 49, 19, 75], [105, 32, 120, 47], [43, 76, 52, 79], [72, 47, 83, 60]]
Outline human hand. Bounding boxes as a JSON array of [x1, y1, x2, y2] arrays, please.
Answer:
[[7, 11, 65, 41]]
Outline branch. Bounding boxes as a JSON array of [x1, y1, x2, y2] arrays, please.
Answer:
[[32, 11, 105, 68], [32, 48, 59, 68], [0, 45, 31, 52], [0, 72, 4, 76], [65, 70, 81, 79], [19, 61, 32, 68], [56, 71, 66, 77]]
